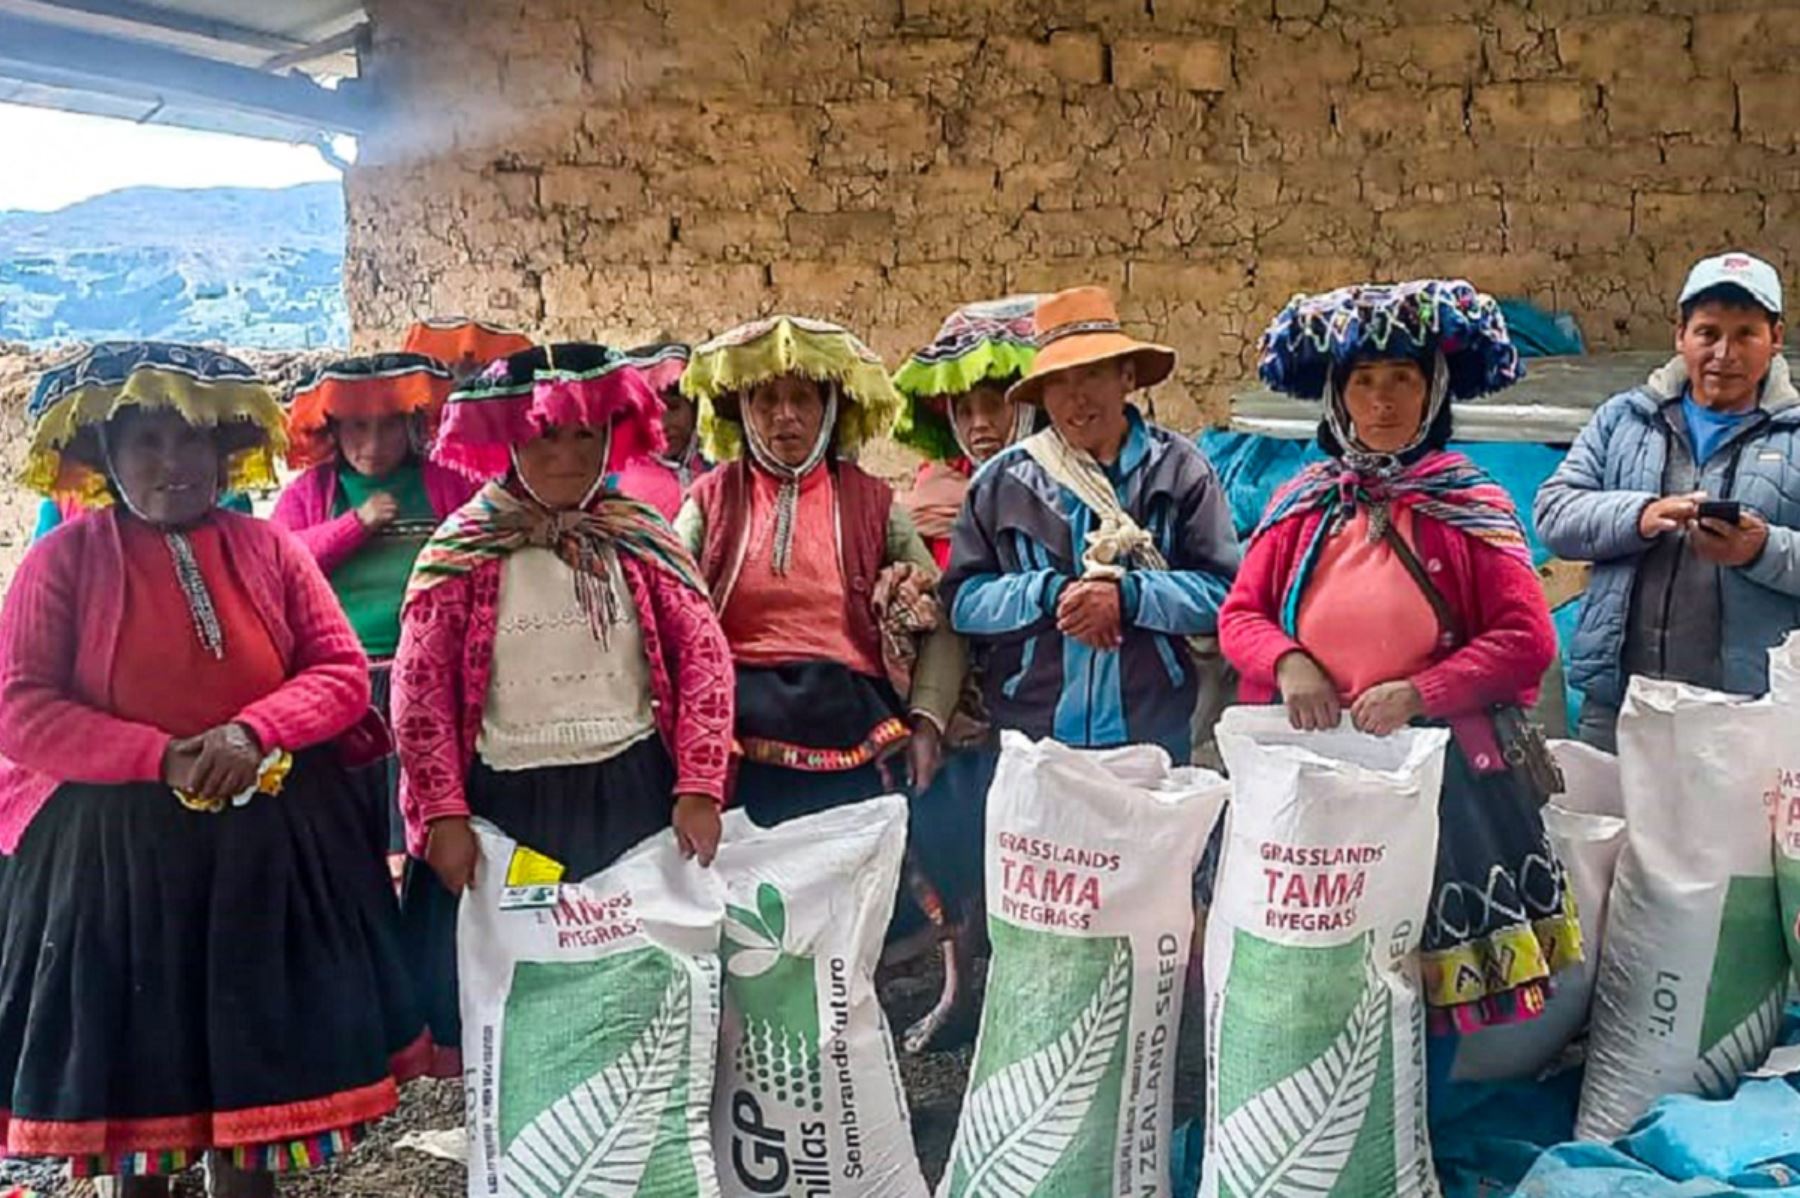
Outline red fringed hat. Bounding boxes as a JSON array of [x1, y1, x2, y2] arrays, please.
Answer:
[[434, 342, 670, 480], [284, 353, 456, 470]]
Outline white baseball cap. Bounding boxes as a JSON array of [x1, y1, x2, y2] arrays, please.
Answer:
[[1679, 251, 1783, 316]]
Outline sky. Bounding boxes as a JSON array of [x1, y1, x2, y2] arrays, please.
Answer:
[[0, 102, 346, 213]]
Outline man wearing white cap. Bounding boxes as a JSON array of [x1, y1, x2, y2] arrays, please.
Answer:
[[1537, 251, 1800, 749]]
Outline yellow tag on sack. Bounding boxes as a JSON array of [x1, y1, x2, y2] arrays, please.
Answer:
[[505, 845, 566, 888]]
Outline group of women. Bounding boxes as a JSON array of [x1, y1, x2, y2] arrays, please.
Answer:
[[0, 278, 1579, 1188]]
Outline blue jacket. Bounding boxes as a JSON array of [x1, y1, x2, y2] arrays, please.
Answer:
[[1534, 357, 1800, 708], [941, 410, 1240, 761]]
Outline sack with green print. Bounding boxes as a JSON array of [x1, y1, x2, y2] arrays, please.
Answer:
[[1203, 707, 1449, 1198], [459, 820, 727, 1198], [1575, 677, 1788, 1142], [1770, 633, 1800, 988], [939, 731, 1229, 1198], [712, 794, 927, 1198]]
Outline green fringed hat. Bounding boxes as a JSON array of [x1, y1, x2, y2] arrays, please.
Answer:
[[892, 295, 1039, 461], [681, 315, 901, 462], [24, 341, 287, 505]]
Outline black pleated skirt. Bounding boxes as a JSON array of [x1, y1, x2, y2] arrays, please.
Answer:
[[342, 662, 403, 858], [399, 736, 677, 1075], [0, 750, 425, 1176], [732, 661, 909, 827]]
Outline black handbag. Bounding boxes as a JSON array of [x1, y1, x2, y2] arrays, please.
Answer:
[[1379, 518, 1566, 804]]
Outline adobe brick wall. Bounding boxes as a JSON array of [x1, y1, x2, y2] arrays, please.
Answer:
[[346, 0, 1800, 430]]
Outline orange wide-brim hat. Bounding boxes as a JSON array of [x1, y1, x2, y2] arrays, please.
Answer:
[[284, 352, 456, 469], [402, 318, 535, 381], [1006, 286, 1176, 406]]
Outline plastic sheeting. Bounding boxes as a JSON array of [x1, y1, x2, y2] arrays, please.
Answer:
[[1434, 1010, 1800, 1197]]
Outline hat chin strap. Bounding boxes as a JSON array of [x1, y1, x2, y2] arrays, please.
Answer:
[[1324, 350, 1451, 474], [742, 387, 839, 575]]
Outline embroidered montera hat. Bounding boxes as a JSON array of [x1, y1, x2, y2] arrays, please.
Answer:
[[24, 341, 286, 503], [680, 315, 902, 462]]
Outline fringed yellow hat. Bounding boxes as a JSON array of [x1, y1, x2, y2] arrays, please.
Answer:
[[892, 295, 1040, 461], [680, 315, 901, 462], [23, 342, 287, 506]]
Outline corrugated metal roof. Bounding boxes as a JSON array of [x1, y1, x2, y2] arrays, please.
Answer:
[[1228, 351, 1800, 444], [0, 0, 364, 142]]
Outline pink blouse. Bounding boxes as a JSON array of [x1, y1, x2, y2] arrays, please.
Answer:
[[1295, 506, 1441, 698]]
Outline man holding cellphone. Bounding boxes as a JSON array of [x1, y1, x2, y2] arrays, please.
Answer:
[[1537, 252, 1800, 750]]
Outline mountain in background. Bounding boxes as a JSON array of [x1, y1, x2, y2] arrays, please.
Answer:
[[0, 182, 347, 349]]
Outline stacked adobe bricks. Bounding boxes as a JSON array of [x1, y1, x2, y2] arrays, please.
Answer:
[[345, 0, 1800, 429]]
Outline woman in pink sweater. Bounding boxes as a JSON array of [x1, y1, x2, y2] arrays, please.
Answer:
[[1220, 283, 1576, 1054], [0, 343, 424, 1197], [271, 353, 474, 863], [612, 341, 710, 520], [392, 342, 734, 1078]]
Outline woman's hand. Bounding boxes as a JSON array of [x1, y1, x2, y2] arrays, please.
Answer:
[[426, 816, 481, 893], [672, 794, 721, 867], [169, 722, 263, 800], [1276, 652, 1341, 731], [907, 716, 944, 794], [357, 492, 400, 530], [161, 738, 201, 791], [873, 561, 933, 611], [1350, 680, 1425, 737]]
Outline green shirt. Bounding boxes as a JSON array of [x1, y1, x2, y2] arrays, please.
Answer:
[[331, 460, 437, 659]]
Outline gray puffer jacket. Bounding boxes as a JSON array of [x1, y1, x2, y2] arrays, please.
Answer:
[[1535, 356, 1800, 708]]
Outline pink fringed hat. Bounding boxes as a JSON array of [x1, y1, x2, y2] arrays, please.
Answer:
[[432, 342, 677, 480]]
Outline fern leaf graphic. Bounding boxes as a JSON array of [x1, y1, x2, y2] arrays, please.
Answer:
[[1215, 943, 1390, 1198], [1694, 983, 1786, 1099], [502, 972, 689, 1197], [946, 943, 1131, 1197]]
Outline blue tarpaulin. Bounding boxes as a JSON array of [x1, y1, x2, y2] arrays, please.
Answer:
[[1441, 1010, 1800, 1197]]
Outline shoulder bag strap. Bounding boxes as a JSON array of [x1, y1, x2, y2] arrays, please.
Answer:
[[1379, 515, 1466, 648]]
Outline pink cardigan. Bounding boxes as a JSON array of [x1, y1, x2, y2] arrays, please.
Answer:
[[0, 509, 371, 852], [270, 460, 476, 574], [614, 458, 685, 522], [390, 551, 735, 857], [1219, 506, 1556, 772]]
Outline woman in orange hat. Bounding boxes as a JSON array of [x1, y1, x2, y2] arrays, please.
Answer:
[[271, 353, 478, 860], [942, 286, 1240, 765], [401, 317, 534, 383]]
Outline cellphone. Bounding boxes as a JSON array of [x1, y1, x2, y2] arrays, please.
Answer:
[[1697, 499, 1742, 526]]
